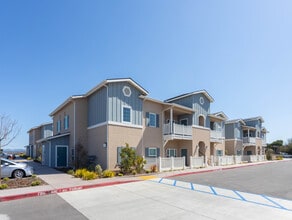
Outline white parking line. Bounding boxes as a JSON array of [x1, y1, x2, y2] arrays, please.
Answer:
[[152, 178, 292, 212]]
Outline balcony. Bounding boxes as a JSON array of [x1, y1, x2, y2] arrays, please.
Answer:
[[243, 137, 256, 145], [163, 123, 192, 141], [210, 130, 224, 143]]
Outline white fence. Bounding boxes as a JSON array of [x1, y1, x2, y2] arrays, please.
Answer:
[[190, 156, 205, 168], [144, 155, 266, 172]]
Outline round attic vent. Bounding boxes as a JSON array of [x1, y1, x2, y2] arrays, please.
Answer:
[[123, 86, 132, 97]]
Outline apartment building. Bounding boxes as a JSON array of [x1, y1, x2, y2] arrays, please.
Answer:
[[26, 122, 53, 159], [27, 78, 266, 170], [225, 117, 268, 156]]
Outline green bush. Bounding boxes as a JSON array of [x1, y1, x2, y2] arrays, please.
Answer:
[[134, 156, 146, 174], [31, 180, 41, 186], [3, 177, 9, 181], [102, 170, 115, 178], [82, 170, 97, 180], [266, 149, 274, 160], [0, 184, 8, 190], [276, 155, 283, 160], [74, 168, 97, 180], [95, 164, 103, 177], [74, 168, 87, 178], [67, 169, 75, 175], [119, 144, 136, 174]]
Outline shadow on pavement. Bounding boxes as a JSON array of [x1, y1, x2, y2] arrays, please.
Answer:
[[27, 161, 63, 175]]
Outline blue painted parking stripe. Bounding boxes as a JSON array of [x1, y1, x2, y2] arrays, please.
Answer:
[[262, 195, 287, 210], [190, 183, 194, 190], [233, 190, 246, 201], [210, 186, 217, 195], [153, 178, 292, 212]]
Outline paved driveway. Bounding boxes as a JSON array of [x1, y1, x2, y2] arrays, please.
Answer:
[[167, 160, 292, 200]]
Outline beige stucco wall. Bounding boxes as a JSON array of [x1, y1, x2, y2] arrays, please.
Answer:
[[192, 127, 210, 157], [108, 124, 143, 170], [51, 98, 88, 166], [141, 100, 164, 156], [225, 139, 243, 155], [87, 125, 107, 169], [164, 140, 192, 165]]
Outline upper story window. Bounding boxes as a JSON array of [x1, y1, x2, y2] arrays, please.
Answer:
[[199, 115, 205, 126], [180, 119, 188, 126], [56, 120, 61, 133], [146, 112, 159, 128], [123, 106, 131, 123], [64, 115, 69, 130]]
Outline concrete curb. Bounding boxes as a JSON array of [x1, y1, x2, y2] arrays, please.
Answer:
[[0, 179, 141, 202]]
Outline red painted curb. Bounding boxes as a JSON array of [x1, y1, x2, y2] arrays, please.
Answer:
[[0, 179, 141, 202]]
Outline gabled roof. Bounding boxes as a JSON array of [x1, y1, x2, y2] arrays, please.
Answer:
[[164, 90, 214, 103], [140, 95, 195, 114], [27, 122, 53, 133], [211, 111, 228, 120], [225, 119, 246, 125], [49, 95, 85, 117], [243, 116, 265, 123], [86, 78, 149, 97]]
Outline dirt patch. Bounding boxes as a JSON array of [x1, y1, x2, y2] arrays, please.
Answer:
[[1, 177, 47, 189]]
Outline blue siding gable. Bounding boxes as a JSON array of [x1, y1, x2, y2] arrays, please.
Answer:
[[88, 86, 107, 126], [108, 82, 143, 126]]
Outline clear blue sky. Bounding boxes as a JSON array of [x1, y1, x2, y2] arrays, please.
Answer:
[[1, 0, 291, 149]]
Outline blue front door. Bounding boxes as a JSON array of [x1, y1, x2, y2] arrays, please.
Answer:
[[57, 146, 67, 167]]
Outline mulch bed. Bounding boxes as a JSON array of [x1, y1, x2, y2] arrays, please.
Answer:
[[1, 177, 47, 189]]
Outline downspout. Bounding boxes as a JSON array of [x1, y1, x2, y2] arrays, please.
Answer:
[[104, 85, 109, 169], [74, 101, 76, 168]]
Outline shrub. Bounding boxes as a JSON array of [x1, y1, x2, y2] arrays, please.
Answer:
[[134, 156, 146, 174], [3, 177, 9, 181], [266, 149, 274, 160], [150, 165, 158, 173], [82, 170, 97, 180], [0, 184, 8, 190], [31, 180, 41, 186], [276, 155, 283, 160], [27, 157, 32, 160], [119, 143, 136, 174], [74, 168, 97, 180], [67, 169, 75, 175], [132, 170, 137, 175], [102, 170, 115, 178], [74, 168, 87, 178], [95, 164, 103, 177]]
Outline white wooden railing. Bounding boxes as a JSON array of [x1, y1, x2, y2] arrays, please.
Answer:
[[163, 123, 192, 136], [210, 130, 224, 139], [243, 137, 256, 144]]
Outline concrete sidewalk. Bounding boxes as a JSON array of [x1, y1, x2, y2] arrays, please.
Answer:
[[0, 159, 282, 202]]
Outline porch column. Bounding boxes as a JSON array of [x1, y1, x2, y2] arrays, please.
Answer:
[[170, 108, 173, 134]]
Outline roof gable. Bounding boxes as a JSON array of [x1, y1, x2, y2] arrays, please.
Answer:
[[165, 90, 214, 103]]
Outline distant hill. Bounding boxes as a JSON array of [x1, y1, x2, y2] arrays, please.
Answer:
[[3, 148, 25, 154]]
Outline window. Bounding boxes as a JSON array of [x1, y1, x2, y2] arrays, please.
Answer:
[[64, 115, 69, 130], [146, 112, 159, 127], [149, 148, 157, 157], [199, 115, 205, 126], [123, 106, 131, 123], [216, 150, 223, 156], [210, 121, 215, 130], [180, 119, 188, 126], [236, 150, 242, 155], [56, 120, 61, 133], [149, 113, 156, 127], [167, 148, 176, 157]]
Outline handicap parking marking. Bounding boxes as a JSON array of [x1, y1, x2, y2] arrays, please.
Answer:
[[150, 178, 292, 212]]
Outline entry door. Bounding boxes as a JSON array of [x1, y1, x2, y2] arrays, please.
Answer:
[[181, 149, 188, 166], [56, 146, 68, 167]]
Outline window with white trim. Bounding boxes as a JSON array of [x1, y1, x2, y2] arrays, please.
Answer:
[[146, 112, 159, 128], [167, 148, 176, 157], [148, 148, 157, 157], [64, 115, 69, 130], [216, 150, 223, 156], [56, 120, 61, 133], [123, 106, 131, 123]]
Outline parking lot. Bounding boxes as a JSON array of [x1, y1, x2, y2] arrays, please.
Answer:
[[167, 160, 292, 200]]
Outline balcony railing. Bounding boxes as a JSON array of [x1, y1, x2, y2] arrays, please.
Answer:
[[210, 130, 224, 141], [243, 137, 256, 145], [163, 123, 192, 140]]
